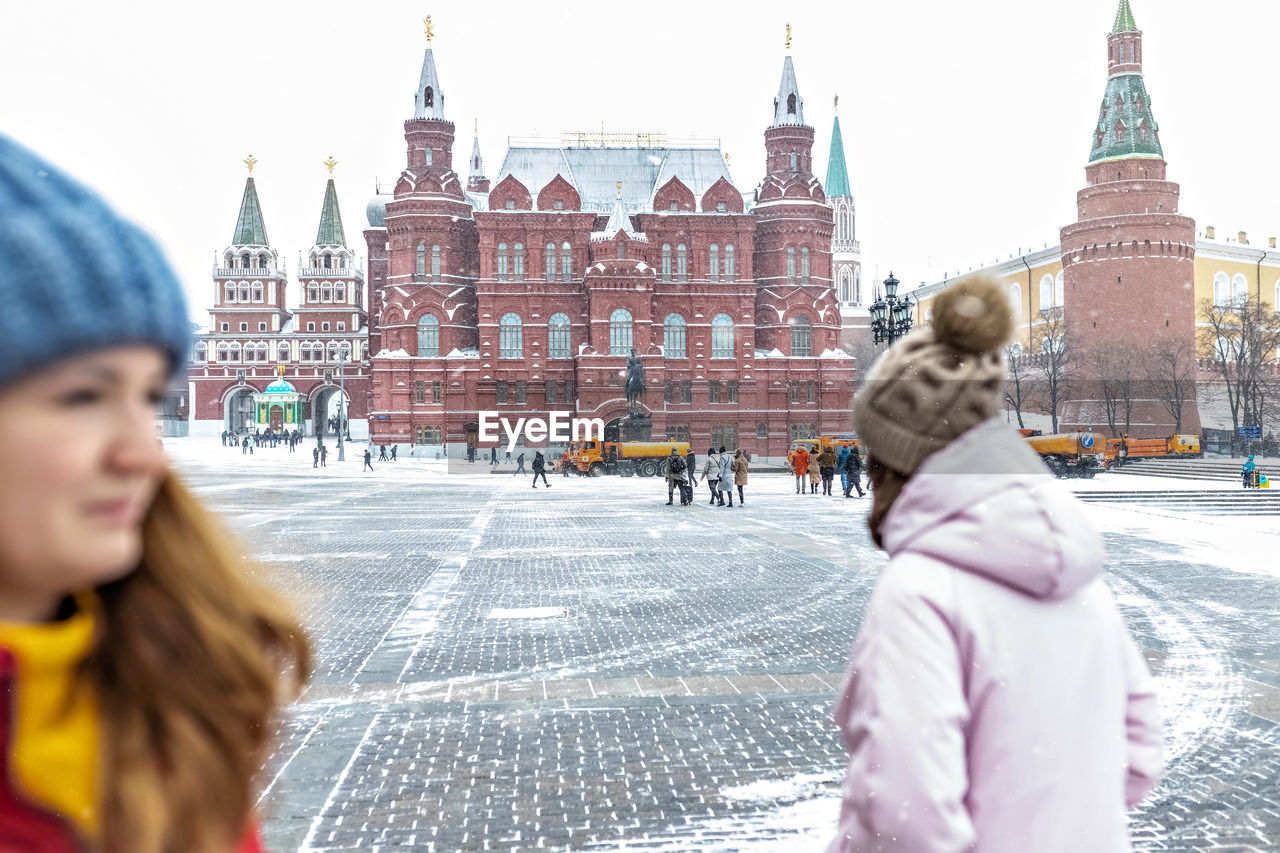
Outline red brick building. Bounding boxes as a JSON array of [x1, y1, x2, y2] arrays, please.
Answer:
[[187, 166, 371, 436], [364, 43, 855, 460]]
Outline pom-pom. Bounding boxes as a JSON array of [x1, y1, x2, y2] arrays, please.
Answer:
[[931, 274, 1014, 354]]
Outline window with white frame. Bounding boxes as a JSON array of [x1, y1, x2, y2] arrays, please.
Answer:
[[790, 316, 812, 356], [1055, 271, 1064, 306], [1232, 273, 1249, 307], [1040, 274, 1055, 308], [1009, 283, 1022, 318], [1213, 272, 1230, 306], [712, 314, 734, 358], [609, 308, 633, 355], [500, 313, 523, 358], [548, 313, 571, 358], [663, 314, 686, 358], [725, 245, 735, 282], [418, 315, 439, 356]]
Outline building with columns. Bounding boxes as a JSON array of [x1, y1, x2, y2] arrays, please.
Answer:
[[911, 0, 1280, 439], [187, 163, 371, 436], [362, 36, 855, 459]]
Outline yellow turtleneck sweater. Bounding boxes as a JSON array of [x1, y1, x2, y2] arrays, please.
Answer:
[[0, 596, 99, 841]]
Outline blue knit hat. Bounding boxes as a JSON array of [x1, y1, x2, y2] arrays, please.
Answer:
[[0, 134, 190, 387]]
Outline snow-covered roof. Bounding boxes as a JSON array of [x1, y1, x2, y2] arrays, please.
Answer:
[[496, 144, 734, 215], [445, 347, 479, 359]]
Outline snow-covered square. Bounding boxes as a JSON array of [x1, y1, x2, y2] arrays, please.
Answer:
[[165, 438, 1280, 852]]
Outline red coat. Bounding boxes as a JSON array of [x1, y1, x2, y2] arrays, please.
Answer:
[[1, 646, 266, 853]]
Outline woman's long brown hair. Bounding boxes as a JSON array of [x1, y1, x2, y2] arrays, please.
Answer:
[[85, 473, 311, 852]]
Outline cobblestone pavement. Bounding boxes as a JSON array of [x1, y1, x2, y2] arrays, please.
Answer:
[[166, 440, 1280, 852]]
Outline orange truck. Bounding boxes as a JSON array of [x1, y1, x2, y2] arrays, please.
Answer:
[[1018, 429, 1107, 478], [567, 439, 691, 477], [1105, 435, 1201, 467]]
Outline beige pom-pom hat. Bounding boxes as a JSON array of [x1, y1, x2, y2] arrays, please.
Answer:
[[853, 275, 1015, 476]]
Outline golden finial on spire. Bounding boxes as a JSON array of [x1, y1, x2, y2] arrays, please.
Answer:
[[616, 181, 622, 197], [724, 152, 732, 166], [785, 23, 792, 51], [423, 15, 434, 45], [323, 156, 338, 176], [243, 154, 257, 174]]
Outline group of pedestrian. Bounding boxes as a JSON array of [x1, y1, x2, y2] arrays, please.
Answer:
[[788, 443, 864, 498], [694, 446, 748, 506]]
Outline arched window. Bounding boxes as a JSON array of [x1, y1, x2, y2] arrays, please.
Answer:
[[725, 244, 735, 282], [787, 248, 796, 284], [709, 245, 719, 282], [252, 282, 264, 303], [789, 153, 798, 171], [712, 313, 734, 359], [1232, 273, 1249, 307], [327, 342, 341, 362], [238, 283, 250, 303], [323, 253, 332, 269], [240, 253, 250, 268], [259, 253, 269, 268], [561, 242, 572, 281], [548, 313, 571, 358], [194, 342, 207, 363], [1009, 283, 1022, 318], [500, 313, 523, 358], [1115, 121, 1126, 144], [215, 342, 228, 363], [787, 93, 796, 114], [661, 244, 672, 282], [320, 283, 332, 303], [277, 342, 290, 362], [790, 316, 812, 356], [1055, 271, 1064, 306], [307, 283, 319, 303], [416, 243, 426, 279], [801, 247, 810, 284], [1213, 271, 1229, 306], [425, 148, 433, 166], [228, 342, 241, 363], [663, 314, 686, 358], [677, 244, 688, 282], [335, 283, 346, 303], [497, 242, 508, 281], [418, 315, 440, 357], [838, 266, 850, 302], [609, 308, 633, 355], [224, 283, 235, 302], [616, 241, 625, 259], [545, 242, 556, 279], [513, 243, 524, 281], [424, 86, 433, 107], [1010, 342, 1023, 358], [1040, 274, 1055, 308], [854, 268, 861, 304], [431, 245, 441, 282]]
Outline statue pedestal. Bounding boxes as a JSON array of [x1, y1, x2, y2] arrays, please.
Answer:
[[621, 410, 652, 442]]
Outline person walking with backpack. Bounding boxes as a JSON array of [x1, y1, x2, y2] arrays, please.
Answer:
[[700, 447, 721, 505], [828, 276, 1161, 853], [843, 445, 865, 497], [0, 134, 310, 853], [716, 445, 735, 507], [665, 447, 687, 505], [532, 451, 550, 488]]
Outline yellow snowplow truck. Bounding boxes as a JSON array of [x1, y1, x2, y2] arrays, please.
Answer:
[[568, 439, 692, 477], [1018, 429, 1107, 479]]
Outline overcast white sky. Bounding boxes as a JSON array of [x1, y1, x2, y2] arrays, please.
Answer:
[[4, 0, 1277, 319]]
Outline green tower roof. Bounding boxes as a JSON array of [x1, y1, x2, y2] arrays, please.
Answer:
[[231, 176, 270, 246], [1088, 72, 1162, 164], [1112, 0, 1137, 33], [825, 115, 852, 198], [315, 178, 346, 247]]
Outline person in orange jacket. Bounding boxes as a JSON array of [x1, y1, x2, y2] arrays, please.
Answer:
[[792, 446, 810, 494], [0, 134, 309, 853]]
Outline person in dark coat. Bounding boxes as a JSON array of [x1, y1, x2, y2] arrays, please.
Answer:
[[818, 446, 838, 495], [363, 448, 374, 472], [665, 447, 688, 505], [312, 446, 319, 468], [513, 452, 527, 476], [318, 443, 327, 467], [378, 444, 388, 461], [390, 445, 397, 461], [683, 449, 696, 505], [532, 451, 550, 488], [843, 445, 865, 497]]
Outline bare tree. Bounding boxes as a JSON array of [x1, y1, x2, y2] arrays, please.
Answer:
[[1031, 308, 1073, 433], [1199, 295, 1280, 451], [1149, 338, 1195, 435], [1003, 344, 1032, 429], [1093, 343, 1137, 438]]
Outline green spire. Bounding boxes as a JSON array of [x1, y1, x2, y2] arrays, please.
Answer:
[[825, 115, 851, 198], [1112, 0, 1137, 33], [315, 178, 346, 247], [231, 176, 269, 246], [1088, 76, 1162, 164]]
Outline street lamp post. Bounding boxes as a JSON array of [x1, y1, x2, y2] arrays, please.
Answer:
[[869, 271, 915, 346]]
